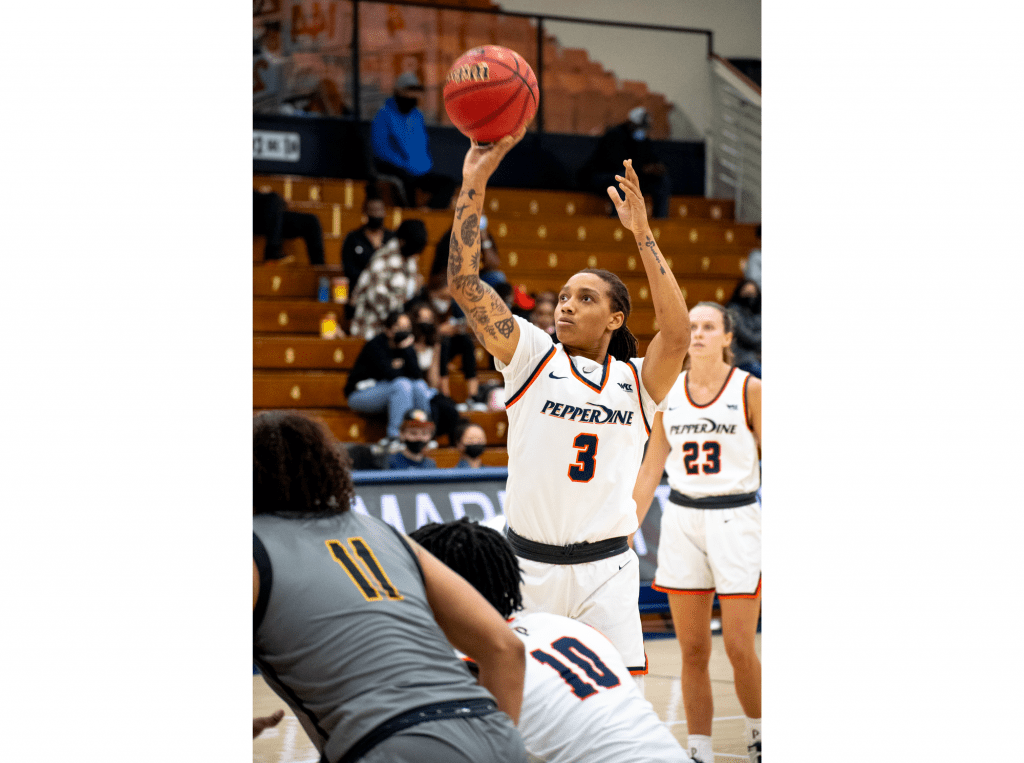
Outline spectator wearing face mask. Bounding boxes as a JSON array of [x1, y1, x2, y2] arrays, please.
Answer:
[[387, 408, 439, 470], [344, 311, 437, 453], [453, 421, 488, 469], [726, 278, 762, 379], [579, 106, 672, 219], [408, 277, 485, 409], [342, 190, 396, 313], [370, 72, 457, 210], [349, 219, 428, 340]]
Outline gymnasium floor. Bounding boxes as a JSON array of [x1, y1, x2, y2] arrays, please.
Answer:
[[253, 632, 761, 762]]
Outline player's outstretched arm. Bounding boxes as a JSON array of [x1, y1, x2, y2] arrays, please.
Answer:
[[608, 160, 689, 403], [447, 128, 527, 366], [633, 412, 671, 529], [409, 537, 526, 724]]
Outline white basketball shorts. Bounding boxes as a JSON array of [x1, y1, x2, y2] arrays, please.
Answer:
[[517, 548, 647, 674], [653, 501, 761, 598]]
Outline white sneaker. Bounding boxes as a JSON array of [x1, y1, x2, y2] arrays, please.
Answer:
[[747, 740, 761, 762]]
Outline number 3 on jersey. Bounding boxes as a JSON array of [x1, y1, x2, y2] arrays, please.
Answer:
[[567, 433, 598, 482]]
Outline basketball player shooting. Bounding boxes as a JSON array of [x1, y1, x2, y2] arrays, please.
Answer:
[[447, 128, 690, 684]]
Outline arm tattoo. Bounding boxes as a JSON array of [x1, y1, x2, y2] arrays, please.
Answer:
[[448, 231, 463, 275], [466, 188, 477, 199], [455, 203, 469, 219], [644, 235, 666, 275], [495, 316, 515, 338], [451, 274, 487, 302], [461, 213, 479, 247], [470, 247, 480, 273]]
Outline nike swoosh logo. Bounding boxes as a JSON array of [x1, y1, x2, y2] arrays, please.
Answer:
[[548, 372, 567, 379]]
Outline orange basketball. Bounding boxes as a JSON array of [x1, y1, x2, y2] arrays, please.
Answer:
[[443, 45, 539, 143]]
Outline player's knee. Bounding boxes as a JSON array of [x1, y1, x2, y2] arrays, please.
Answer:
[[722, 633, 758, 667], [678, 637, 712, 665], [392, 377, 413, 395]]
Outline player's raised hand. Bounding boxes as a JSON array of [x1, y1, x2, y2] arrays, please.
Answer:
[[462, 126, 528, 184], [607, 159, 649, 234]]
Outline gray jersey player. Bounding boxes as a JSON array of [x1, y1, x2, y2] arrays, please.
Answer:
[[253, 411, 527, 763]]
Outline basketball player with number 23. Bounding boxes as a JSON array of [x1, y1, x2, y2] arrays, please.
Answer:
[[633, 301, 762, 763], [447, 125, 690, 689]]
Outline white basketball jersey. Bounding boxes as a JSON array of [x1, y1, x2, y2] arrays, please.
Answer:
[[496, 318, 662, 544], [509, 612, 688, 763], [662, 367, 760, 499]]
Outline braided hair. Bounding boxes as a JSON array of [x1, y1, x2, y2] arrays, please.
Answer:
[[576, 268, 639, 362], [253, 411, 355, 518], [409, 518, 523, 618]]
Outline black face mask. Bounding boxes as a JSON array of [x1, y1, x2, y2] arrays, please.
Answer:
[[404, 439, 428, 454], [366, 216, 384, 231], [736, 296, 760, 314], [392, 330, 412, 345], [395, 96, 418, 114], [463, 444, 486, 459], [414, 321, 436, 343]]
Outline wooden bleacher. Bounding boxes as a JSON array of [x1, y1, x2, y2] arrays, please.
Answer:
[[253, 175, 758, 463]]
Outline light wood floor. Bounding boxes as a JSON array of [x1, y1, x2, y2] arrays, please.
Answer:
[[254, 632, 761, 762]]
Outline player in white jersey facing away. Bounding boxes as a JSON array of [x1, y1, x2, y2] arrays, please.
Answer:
[[253, 412, 528, 763], [633, 302, 762, 763], [446, 128, 690, 687], [410, 518, 692, 763]]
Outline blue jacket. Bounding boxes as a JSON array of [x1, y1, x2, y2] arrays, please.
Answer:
[[371, 98, 433, 176], [387, 452, 438, 470]]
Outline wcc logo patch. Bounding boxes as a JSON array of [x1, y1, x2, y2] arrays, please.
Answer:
[[617, 382, 633, 392]]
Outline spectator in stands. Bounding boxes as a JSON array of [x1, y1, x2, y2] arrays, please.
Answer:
[[726, 278, 762, 378], [344, 311, 436, 452], [528, 291, 558, 337], [409, 300, 444, 391], [453, 421, 488, 469], [349, 219, 428, 340], [253, 189, 326, 264], [388, 408, 439, 470], [371, 72, 457, 209], [431, 216, 505, 287], [580, 107, 671, 219], [408, 277, 486, 409], [342, 188, 396, 313]]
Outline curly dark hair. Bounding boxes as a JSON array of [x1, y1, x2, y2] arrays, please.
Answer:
[[253, 411, 356, 517], [410, 518, 523, 619]]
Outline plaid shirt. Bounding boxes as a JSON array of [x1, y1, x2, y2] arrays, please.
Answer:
[[348, 238, 419, 340]]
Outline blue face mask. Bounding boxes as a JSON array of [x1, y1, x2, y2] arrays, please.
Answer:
[[632, 128, 647, 142]]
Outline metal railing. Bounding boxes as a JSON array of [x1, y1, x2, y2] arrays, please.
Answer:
[[709, 54, 761, 222]]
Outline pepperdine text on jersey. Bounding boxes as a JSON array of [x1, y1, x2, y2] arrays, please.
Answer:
[[539, 400, 635, 426], [669, 418, 738, 436]]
